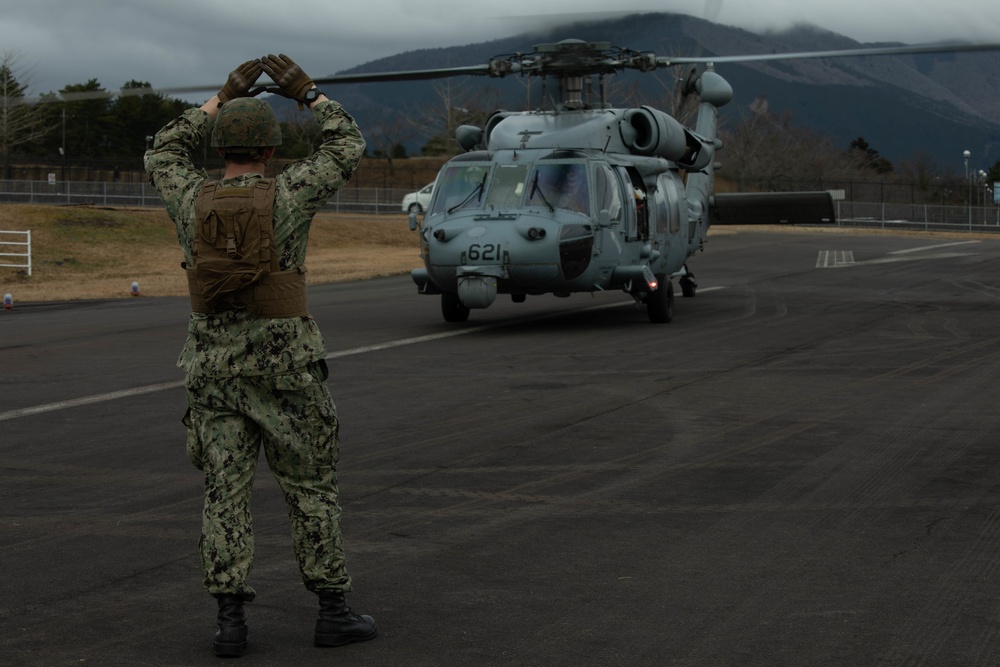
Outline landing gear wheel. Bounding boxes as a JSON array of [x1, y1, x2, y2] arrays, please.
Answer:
[[646, 276, 674, 323], [441, 292, 470, 322]]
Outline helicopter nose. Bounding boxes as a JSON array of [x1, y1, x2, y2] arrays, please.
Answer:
[[423, 215, 568, 304]]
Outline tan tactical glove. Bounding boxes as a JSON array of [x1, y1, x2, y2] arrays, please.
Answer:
[[217, 59, 264, 104], [260, 53, 315, 105]]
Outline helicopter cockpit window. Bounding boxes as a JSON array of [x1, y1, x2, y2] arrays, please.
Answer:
[[429, 165, 490, 215], [594, 164, 623, 223], [524, 163, 590, 215], [484, 164, 529, 210]]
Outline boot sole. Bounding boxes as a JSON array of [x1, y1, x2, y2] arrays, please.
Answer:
[[214, 640, 248, 657], [314, 626, 378, 647]]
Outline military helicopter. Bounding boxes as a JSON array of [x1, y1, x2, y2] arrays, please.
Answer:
[[299, 37, 1000, 323]]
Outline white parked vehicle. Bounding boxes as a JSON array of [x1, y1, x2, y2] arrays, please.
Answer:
[[401, 183, 434, 213]]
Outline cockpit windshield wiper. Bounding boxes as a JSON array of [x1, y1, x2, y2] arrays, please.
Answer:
[[448, 175, 487, 214], [528, 170, 555, 213]]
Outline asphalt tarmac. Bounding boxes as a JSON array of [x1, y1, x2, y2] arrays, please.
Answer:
[[4, 228, 1000, 666]]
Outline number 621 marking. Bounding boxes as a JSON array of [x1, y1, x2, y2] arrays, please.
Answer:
[[467, 243, 502, 261]]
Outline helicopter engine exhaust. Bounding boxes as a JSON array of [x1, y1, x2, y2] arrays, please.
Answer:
[[623, 106, 712, 170]]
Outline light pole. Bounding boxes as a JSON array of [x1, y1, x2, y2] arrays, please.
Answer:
[[964, 150, 971, 227], [61, 107, 67, 183]]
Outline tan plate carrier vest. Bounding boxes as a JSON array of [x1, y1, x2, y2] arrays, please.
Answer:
[[185, 178, 309, 318]]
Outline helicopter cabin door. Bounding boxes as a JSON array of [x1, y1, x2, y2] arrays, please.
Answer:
[[615, 167, 642, 241], [655, 173, 683, 261], [594, 164, 625, 256], [623, 167, 649, 240]]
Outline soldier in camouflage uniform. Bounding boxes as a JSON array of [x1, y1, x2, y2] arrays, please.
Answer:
[[144, 55, 376, 657]]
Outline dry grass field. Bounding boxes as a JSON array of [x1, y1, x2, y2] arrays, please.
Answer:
[[0, 204, 422, 303], [1, 203, 988, 306]]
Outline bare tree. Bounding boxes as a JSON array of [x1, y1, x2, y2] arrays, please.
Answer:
[[362, 106, 418, 172], [279, 114, 323, 157], [412, 78, 501, 156], [0, 51, 53, 175], [720, 98, 857, 190]]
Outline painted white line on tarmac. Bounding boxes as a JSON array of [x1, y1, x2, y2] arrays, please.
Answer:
[[0, 381, 185, 422], [0, 287, 726, 422], [890, 240, 980, 255]]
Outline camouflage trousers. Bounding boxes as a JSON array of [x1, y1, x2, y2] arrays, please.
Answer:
[[183, 360, 352, 600]]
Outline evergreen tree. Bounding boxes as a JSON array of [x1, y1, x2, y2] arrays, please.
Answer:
[[111, 81, 188, 158], [55, 79, 114, 161], [849, 137, 893, 174]]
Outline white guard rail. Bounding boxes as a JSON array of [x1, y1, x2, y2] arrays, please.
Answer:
[[0, 230, 31, 276]]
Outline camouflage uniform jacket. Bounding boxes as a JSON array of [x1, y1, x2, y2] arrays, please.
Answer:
[[145, 100, 365, 377]]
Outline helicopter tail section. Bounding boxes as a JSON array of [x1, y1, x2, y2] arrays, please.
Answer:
[[689, 68, 732, 175], [683, 68, 733, 240]]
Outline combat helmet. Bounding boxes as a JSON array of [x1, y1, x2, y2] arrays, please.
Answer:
[[211, 97, 282, 150]]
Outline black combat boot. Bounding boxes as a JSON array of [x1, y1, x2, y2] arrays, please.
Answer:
[[213, 594, 249, 657], [314, 592, 377, 647]]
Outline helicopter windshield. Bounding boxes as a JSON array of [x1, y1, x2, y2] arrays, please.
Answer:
[[524, 163, 590, 215], [429, 164, 489, 215], [484, 164, 529, 209]]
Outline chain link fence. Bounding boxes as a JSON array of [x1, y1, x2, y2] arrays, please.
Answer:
[[2, 177, 999, 233], [835, 200, 1000, 233], [0, 179, 414, 214]]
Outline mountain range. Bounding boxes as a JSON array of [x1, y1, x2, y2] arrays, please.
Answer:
[[314, 12, 1000, 173]]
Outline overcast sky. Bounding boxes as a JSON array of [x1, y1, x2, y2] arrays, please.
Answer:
[[3, 0, 999, 102]]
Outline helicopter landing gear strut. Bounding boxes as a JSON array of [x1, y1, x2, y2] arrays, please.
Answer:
[[441, 292, 471, 323], [677, 264, 698, 298], [679, 277, 697, 298], [646, 274, 674, 323]]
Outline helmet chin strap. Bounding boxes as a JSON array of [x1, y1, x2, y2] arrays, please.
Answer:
[[248, 148, 268, 164], [219, 147, 275, 176], [217, 146, 274, 167]]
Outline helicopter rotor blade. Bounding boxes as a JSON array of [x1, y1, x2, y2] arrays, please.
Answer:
[[311, 63, 495, 86], [13, 63, 501, 106], [16, 38, 1000, 106], [657, 40, 1000, 66], [53, 84, 219, 103]]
